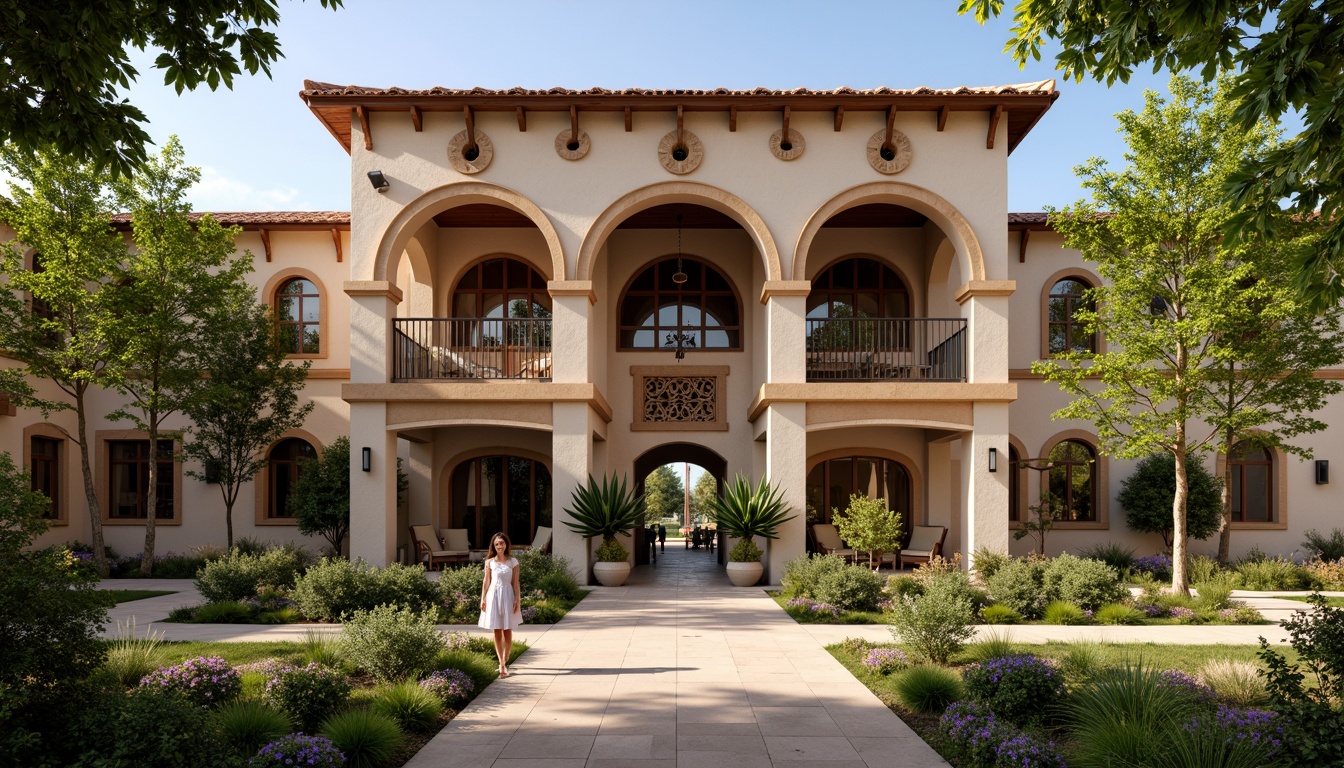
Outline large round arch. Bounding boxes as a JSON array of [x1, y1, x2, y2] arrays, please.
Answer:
[[576, 181, 783, 283], [792, 181, 987, 283], [372, 181, 565, 285], [632, 442, 728, 494]]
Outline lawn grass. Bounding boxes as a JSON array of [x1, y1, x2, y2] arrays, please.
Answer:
[[140, 639, 528, 667], [1279, 594, 1344, 608], [102, 589, 176, 603]]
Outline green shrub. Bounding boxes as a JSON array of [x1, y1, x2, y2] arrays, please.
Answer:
[[970, 547, 1010, 579], [1193, 579, 1234, 611], [984, 558, 1049, 619], [195, 547, 310, 604], [68, 688, 235, 768], [263, 663, 350, 732], [292, 558, 437, 621], [1234, 556, 1315, 590], [257, 607, 302, 624], [1197, 660, 1269, 707], [781, 553, 849, 598], [1079, 543, 1137, 576], [962, 653, 1064, 727], [370, 680, 443, 733], [301, 630, 345, 670], [193, 601, 253, 623], [1064, 662, 1200, 768], [960, 630, 1017, 663], [1043, 600, 1090, 625], [922, 568, 989, 610], [979, 604, 1022, 625], [1118, 452, 1222, 546], [341, 604, 444, 683], [1188, 554, 1224, 585], [893, 665, 963, 713], [1058, 641, 1110, 686], [522, 600, 566, 624], [813, 563, 885, 611], [100, 620, 165, 688], [320, 709, 402, 768], [884, 574, 923, 601], [1042, 554, 1127, 610], [1303, 527, 1344, 562], [213, 700, 290, 759], [1095, 603, 1146, 626], [517, 551, 580, 601], [432, 649, 499, 693], [1256, 593, 1344, 765], [887, 578, 977, 664]]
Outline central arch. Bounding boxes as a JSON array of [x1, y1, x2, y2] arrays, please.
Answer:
[[632, 442, 728, 494], [793, 181, 987, 283], [576, 181, 783, 282], [372, 181, 566, 284]]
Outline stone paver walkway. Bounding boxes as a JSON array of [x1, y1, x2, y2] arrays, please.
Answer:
[[406, 544, 948, 768]]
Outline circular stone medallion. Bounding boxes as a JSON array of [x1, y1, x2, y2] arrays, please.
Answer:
[[658, 130, 704, 175], [769, 128, 805, 161], [866, 129, 912, 175], [447, 130, 494, 174], [555, 129, 591, 161]]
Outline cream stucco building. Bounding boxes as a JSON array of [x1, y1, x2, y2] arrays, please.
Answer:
[[5, 81, 1336, 581]]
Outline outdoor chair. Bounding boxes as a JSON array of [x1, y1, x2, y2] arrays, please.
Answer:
[[811, 523, 858, 562], [410, 525, 462, 570], [427, 346, 503, 379], [437, 528, 472, 561], [899, 525, 948, 569], [514, 525, 552, 555]]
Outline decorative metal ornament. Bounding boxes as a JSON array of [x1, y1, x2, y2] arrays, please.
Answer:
[[672, 213, 688, 286], [866, 128, 912, 175], [447, 130, 493, 174]]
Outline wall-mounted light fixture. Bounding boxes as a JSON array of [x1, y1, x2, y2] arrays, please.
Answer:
[[988, 447, 998, 473], [367, 170, 390, 193], [361, 447, 372, 472], [1316, 459, 1329, 485]]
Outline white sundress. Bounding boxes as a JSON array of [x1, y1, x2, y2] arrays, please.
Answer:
[[478, 556, 523, 630]]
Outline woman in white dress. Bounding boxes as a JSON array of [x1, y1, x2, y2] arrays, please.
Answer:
[[478, 532, 522, 677]]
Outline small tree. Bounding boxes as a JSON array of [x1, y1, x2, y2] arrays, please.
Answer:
[[181, 286, 313, 550], [1118, 453, 1223, 550], [107, 137, 250, 574], [689, 472, 718, 526], [0, 146, 127, 575], [832, 494, 903, 570], [290, 437, 351, 556], [1012, 492, 1063, 557], [642, 464, 684, 525]]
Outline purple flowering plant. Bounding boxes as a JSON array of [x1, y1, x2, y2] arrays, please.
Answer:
[[961, 654, 1063, 728], [785, 597, 841, 617], [139, 656, 240, 708], [1133, 555, 1173, 580], [938, 701, 1011, 766], [1158, 669, 1217, 704], [1182, 706, 1284, 759], [1168, 606, 1200, 623], [996, 732, 1068, 768], [421, 668, 475, 705], [861, 647, 908, 675], [248, 733, 345, 768]]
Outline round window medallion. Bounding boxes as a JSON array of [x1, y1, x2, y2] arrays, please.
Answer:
[[447, 130, 494, 174], [769, 128, 805, 161], [658, 130, 704, 175], [866, 129, 912, 175], [555, 129, 591, 161]]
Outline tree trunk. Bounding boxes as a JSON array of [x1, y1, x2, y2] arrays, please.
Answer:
[[1218, 425, 1234, 565], [75, 390, 108, 577], [1171, 436, 1191, 595], [141, 415, 160, 577]]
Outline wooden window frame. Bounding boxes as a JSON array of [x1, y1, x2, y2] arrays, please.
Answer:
[[1215, 441, 1288, 530], [254, 429, 323, 526], [97, 431, 182, 525], [262, 268, 329, 361], [806, 256, 911, 319], [23, 423, 68, 524], [450, 256, 552, 319], [804, 451, 919, 537], [1040, 269, 1102, 359], [617, 255, 742, 352], [1035, 430, 1110, 530], [445, 453, 553, 550]]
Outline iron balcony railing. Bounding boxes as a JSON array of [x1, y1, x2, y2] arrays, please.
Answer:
[[393, 318, 552, 381], [805, 317, 967, 382]]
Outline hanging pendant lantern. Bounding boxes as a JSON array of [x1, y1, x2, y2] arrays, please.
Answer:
[[672, 212, 688, 285]]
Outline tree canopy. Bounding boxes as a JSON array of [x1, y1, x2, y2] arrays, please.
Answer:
[[0, 0, 342, 177], [1118, 453, 1223, 549], [959, 0, 1344, 308], [290, 436, 350, 556], [643, 464, 685, 525]]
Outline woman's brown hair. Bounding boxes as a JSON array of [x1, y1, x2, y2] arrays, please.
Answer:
[[488, 531, 512, 557]]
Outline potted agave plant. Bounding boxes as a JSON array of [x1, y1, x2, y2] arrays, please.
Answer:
[[561, 474, 646, 587], [705, 475, 797, 587]]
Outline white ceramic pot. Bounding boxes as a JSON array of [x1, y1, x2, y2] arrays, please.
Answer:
[[592, 561, 631, 587], [726, 561, 764, 587]]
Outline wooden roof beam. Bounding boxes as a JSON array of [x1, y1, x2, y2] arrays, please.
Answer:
[[1018, 228, 1030, 263], [624, 107, 631, 132], [987, 105, 1003, 149], [937, 105, 948, 131], [409, 106, 422, 132], [729, 106, 737, 132], [332, 229, 344, 263], [834, 106, 844, 132], [463, 105, 476, 149], [260, 228, 272, 263], [354, 106, 372, 150], [517, 107, 526, 131], [781, 105, 790, 137]]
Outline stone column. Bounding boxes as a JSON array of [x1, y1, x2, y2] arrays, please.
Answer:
[[548, 281, 594, 384], [962, 402, 1010, 570], [552, 402, 594, 584], [348, 402, 398, 565], [762, 282, 810, 384], [764, 402, 807, 585], [955, 281, 1014, 384], [345, 281, 402, 385]]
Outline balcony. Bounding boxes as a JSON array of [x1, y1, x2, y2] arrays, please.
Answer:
[[393, 318, 552, 381], [805, 317, 967, 382]]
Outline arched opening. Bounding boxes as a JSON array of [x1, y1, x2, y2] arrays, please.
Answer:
[[448, 454, 552, 549], [632, 443, 728, 567], [805, 454, 914, 552]]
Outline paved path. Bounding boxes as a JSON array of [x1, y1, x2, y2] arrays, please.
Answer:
[[405, 545, 948, 768]]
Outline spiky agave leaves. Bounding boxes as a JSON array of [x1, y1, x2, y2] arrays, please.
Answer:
[[705, 475, 797, 544], [561, 474, 646, 542]]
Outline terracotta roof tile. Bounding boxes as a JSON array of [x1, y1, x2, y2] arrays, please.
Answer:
[[111, 211, 349, 227], [300, 81, 1058, 99]]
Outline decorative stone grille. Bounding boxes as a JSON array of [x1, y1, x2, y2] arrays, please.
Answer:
[[630, 366, 729, 431]]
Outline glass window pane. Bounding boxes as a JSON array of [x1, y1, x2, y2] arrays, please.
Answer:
[[622, 296, 657, 328], [276, 325, 299, 354], [457, 265, 478, 290], [277, 297, 298, 322], [832, 264, 855, 290], [453, 293, 476, 317], [482, 260, 503, 289], [884, 460, 911, 519], [657, 260, 678, 288], [857, 259, 880, 287], [1245, 465, 1270, 521], [302, 328, 320, 354], [855, 458, 880, 499], [705, 330, 732, 348], [828, 459, 854, 521], [481, 294, 505, 318], [806, 463, 825, 526], [679, 263, 702, 291], [507, 457, 532, 544], [535, 464, 552, 529], [629, 268, 655, 292], [705, 268, 730, 292], [506, 260, 527, 289], [301, 297, 319, 323], [479, 457, 503, 546], [452, 460, 477, 547]]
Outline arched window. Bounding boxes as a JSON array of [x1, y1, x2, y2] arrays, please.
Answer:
[[1230, 442, 1274, 522], [807, 257, 909, 320], [452, 257, 551, 320], [276, 278, 321, 355], [1008, 444, 1021, 522], [1048, 439, 1096, 522], [451, 456, 552, 548], [30, 435, 60, 520], [805, 456, 912, 534], [1047, 277, 1095, 354], [618, 256, 740, 350], [268, 438, 317, 519]]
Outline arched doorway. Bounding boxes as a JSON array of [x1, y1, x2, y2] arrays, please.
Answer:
[[632, 443, 728, 567]]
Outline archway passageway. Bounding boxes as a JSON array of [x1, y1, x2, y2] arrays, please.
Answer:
[[631, 444, 727, 581]]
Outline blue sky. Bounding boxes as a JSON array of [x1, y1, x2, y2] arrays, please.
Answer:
[[115, 0, 1215, 213]]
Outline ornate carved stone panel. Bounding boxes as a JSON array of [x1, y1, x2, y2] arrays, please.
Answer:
[[630, 365, 729, 431]]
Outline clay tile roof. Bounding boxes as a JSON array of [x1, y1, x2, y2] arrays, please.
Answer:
[[110, 211, 349, 230], [1008, 212, 1050, 226], [301, 80, 1058, 154]]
